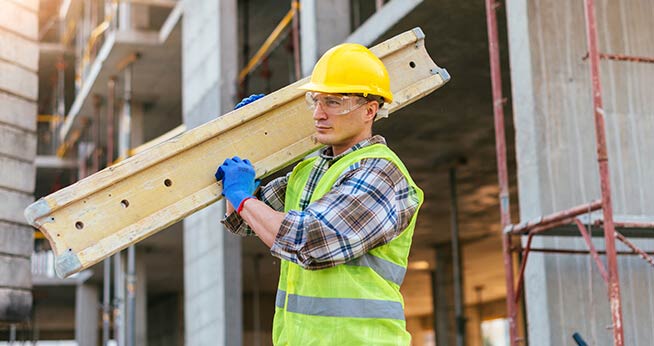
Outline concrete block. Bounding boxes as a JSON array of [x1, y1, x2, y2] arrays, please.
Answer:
[[0, 255, 31, 288], [0, 0, 38, 40], [0, 287, 31, 322], [0, 91, 37, 131], [0, 61, 38, 100], [0, 29, 38, 71], [0, 188, 33, 225], [0, 221, 32, 256], [0, 156, 35, 193], [0, 123, 36, 159]]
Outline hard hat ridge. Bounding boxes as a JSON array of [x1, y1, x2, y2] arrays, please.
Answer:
[[299, 43, 393, 104]]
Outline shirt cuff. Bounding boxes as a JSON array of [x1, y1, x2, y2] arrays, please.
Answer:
[[220, 211, 253, 236]]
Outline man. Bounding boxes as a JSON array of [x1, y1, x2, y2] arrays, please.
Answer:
[[216, 43, 423, 345]]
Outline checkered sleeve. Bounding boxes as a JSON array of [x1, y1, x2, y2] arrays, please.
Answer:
[[221, 172, 290, 236], [269, 158, 420, 269]]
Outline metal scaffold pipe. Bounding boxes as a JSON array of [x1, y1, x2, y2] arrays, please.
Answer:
[[121, 63, 137, 346], [582, 0, 624, 344], [449, 167, 465, 346], [483, 0, 517, 344]]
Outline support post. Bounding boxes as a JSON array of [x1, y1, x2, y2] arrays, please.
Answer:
[[433, 245, 455, 346], [582, 0, 624, 344], [484, 0, 517, 344], [449, 167, 465, 346], [291, 0, 301, 81], [253, 254, 262, 346], [103, 77, 114, 345], [102, 257, 111, 346], [113, 252, 125, 346], [121, 63, 137, 346]]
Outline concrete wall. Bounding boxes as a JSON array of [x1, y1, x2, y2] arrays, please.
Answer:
[[181, 0, 242, 345], [506, 0, 654, 345], [0, 0, 39, 322]]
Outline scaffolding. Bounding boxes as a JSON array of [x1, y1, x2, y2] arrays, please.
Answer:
[[484, 0, 654, 345]]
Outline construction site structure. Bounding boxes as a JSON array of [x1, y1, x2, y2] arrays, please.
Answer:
[[486, 0, 654, 345], [1, 0, 653, 345]]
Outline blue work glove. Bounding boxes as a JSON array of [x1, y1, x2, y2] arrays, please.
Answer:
[[234, 93, 265, 110], [214, 156, 257, 211]]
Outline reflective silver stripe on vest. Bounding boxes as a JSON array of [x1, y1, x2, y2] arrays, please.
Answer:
[[276, 290, 405, 320], [346, 253, 407, 286], [276, 289, 286, 308]]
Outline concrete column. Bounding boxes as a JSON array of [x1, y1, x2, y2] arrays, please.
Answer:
[[181, 0, 241, 345], [432, 245, 455, 346], [0, 0, 39, 323], [506, 0, 654, 345], [300, 0, 350, 77], [75, 283, 99, 346]]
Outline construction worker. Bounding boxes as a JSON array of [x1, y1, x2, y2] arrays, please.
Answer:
[[215, 43, 424, 345]]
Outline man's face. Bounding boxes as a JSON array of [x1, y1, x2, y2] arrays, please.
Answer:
[[307, 92, 377, 155]]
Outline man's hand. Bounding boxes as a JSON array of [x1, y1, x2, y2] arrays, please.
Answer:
[[215, 157, 257, 213], [234, 94, 265, 110]]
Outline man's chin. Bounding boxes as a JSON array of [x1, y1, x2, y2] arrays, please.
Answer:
[[314, 133, 333, 145]]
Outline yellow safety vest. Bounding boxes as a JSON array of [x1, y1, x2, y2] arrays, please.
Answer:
[[272, 144, 424, 346]]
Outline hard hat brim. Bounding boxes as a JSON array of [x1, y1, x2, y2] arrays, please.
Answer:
[[298, 82, 393, 104]]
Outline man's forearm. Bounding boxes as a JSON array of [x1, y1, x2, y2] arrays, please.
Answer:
[[239, 199, 285, 248]]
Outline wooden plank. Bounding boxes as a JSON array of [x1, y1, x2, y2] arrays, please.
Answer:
[[25, 28, 451, 278]]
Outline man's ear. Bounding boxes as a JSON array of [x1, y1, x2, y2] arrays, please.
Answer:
[[363, 101, 379, 122]]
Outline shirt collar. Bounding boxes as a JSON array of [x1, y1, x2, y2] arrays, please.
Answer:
[[319, 135, 387, 162]]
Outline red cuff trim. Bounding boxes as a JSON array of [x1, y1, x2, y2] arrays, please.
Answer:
[[237, 197, 255, 215]]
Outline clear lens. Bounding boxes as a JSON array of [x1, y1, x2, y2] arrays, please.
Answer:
[[305, 92, 367, 116]]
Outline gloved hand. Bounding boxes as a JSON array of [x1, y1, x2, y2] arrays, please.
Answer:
[[214, 156, 257, 212], [234, 94, 265, 110]]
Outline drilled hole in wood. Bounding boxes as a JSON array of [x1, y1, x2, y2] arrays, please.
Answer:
[[264, 131, 268, 135], [164, 179, 173, 187], [121, 200, 130, 208], [56, 233, 60, 237], [409, 61, 416, 68], [75, 221, 84, 230]]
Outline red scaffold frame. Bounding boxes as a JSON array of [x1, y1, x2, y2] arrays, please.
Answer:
[[484, 0, 654, 345]]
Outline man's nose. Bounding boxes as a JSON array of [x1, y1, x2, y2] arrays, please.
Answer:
[[312, 104, 328, 120]]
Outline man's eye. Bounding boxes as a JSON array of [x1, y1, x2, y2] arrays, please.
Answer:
[[325, 99, 342, 106]]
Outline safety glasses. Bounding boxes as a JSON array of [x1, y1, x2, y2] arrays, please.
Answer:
[[304, 92, 368, 116]]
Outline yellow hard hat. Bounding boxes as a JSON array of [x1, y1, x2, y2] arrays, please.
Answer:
[[299, 43, 393, 104]]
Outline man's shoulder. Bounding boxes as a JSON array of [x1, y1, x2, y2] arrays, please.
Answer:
[[339, 156, 407, 187]]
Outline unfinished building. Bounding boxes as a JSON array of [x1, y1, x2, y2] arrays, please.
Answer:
[[0, 0, 652, 345]]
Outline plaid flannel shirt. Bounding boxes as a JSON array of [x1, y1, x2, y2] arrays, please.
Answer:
[[221, 135, 420, 270]]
